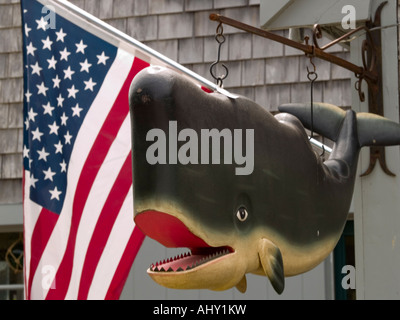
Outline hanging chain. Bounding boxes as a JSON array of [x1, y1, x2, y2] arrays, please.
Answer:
[[210, 22, 229, 87], [306, 52, 318, 140], [306, 50, 326, 159]]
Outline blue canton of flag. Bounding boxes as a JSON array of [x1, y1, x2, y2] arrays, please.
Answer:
[[22, 0, 117, 214]]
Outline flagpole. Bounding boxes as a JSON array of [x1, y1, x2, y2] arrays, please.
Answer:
[[310, 137, 332, 154]]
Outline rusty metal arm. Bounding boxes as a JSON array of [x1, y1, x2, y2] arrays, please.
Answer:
[[209, 13, 378, 91]]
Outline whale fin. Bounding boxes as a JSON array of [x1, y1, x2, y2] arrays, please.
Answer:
[[278, 103, 400, 147], [258, 238, 284, 294], [235, 275, 247, 293], [356, 112, 400, 147], [278, 103, 345, 142]]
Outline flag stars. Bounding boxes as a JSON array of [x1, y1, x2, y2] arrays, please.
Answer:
[[36, 17, 48, 31], [23, 145, 30, 158], [28, 108, 38, 121], [26, 42, 37, 56], [24, 117, 30, 129], [24, 23, 31, 37], [64, 131, 73, 144], [32, 127, 44, 141], [43, 167, 56, 181], [63, 66, 75, 80], [97, 51, 109, 65], [75, 40, 87, 54], [22, 8, 119, 212], [84, 78, 97, 91], [57, 93, 64, 107], [42, 36, 53, 50], [59, 47, 71, 61], [71, 103, 83, 117], [30, 61, 43, 76], [60, 112, 68, 126], [29, 174, 39, 188], [37, 82, 49, 96], [67, 85, 79, 98], [53, 75, 61, 89], [54, 141, 63, 154], [56, 28, 67, 42], [79, 59, 92, 73], [60, 159, 67, 173], [47, 56, 57, 70], [37, 147, 50, 161], [48, 121, 60, 135], [42, 102, 55, 116], [49, 186, 62, 201], [25, 90, 32, 103]]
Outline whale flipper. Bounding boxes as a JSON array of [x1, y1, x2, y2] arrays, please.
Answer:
[[258, 238, 284, 294], [278, 103, 400, 147], [235, 275, 247, 293]]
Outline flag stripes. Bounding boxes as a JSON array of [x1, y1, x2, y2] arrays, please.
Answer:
[[77, 153, 133, 300]]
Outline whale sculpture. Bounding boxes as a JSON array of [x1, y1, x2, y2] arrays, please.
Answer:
[[129, 66, 400, 294]]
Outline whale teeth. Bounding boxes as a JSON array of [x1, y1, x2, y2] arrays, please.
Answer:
[[149, 248, 232, 272]]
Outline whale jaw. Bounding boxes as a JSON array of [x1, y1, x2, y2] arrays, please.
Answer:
[[134, 209, 252, 293], [147, 248, 247, 293]]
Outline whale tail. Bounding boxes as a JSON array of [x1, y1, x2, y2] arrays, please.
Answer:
[[278, 103, 400, 148]]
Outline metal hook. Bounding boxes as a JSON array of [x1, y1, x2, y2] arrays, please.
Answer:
[[306, 54, 318, 81], [210, 22, 229, 87]]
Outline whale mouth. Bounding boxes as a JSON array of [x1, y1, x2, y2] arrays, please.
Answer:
[[149, 247, 233, 272], [134, 210, 234, 273]]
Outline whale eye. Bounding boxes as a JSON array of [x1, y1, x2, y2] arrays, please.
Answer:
[[236, 207, 248, 222]]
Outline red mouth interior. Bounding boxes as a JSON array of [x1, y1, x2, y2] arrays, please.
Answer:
[[134, 210, 233, 272], [134, 210, 210, 248]]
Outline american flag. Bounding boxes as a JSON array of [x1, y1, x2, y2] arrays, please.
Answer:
[[21, 0, 150, 299]]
